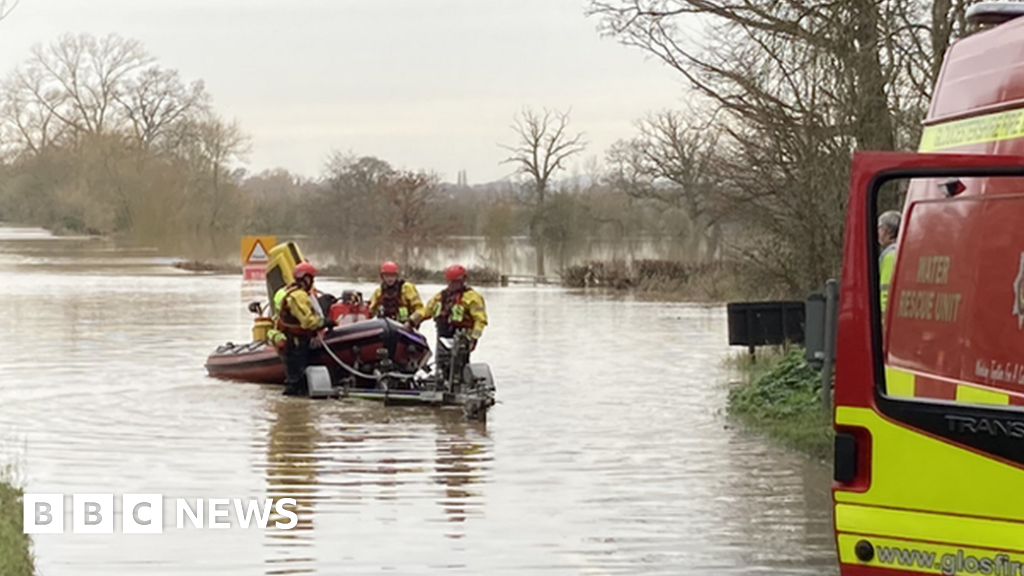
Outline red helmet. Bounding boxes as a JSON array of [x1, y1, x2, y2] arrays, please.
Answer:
[[444, 264, 467, 282], [380, 261, 399, 274], [294, 261, 317, 280]]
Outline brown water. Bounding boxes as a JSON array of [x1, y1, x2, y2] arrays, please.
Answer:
[[0, 227, 839, 575]]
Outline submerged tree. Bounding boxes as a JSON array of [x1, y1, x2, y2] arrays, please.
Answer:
[[500, 107, 586, 277], [314, 153, 393, 259], [378, 169, 447, 264], [606, 110, 725, 261]]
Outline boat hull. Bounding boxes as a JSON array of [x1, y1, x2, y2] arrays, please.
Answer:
[[205, 318, 430, 384]]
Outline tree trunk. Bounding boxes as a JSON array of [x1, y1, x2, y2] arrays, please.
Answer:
[[850, 0, 896, 151], [931, 0, 953, 85], [533, 181, 547, 276], [535, 240, 546, 277], [704, 222, 722, 262]]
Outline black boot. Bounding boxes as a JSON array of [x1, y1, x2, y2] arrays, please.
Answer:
[[282, 335, 311, 397]]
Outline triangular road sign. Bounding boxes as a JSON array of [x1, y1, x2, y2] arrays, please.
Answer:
[[241, 235, 276, 266], [248, 241, 269, 263]]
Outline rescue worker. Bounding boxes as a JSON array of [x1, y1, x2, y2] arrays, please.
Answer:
[[368, 261, 425, 325], [272, 261, 335, 396], [878, 210, 901, 314], [417, 265, 488, 377]]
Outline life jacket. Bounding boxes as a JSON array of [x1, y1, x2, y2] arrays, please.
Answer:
[[433, 285, 475, 337], [879, 243, 897, 314], [379, 280, 410, 321], [274, 285, 315, 336]]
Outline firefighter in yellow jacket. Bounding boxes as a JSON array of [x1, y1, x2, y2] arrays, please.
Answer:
[[368, 261, 425, 324], [416, 264, 487, 350], [272, 261, 334, 396]]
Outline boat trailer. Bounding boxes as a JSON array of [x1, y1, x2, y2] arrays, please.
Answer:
[[304, 331, 497, 421]]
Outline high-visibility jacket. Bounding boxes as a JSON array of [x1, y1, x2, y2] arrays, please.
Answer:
[[423, 286, 487, 340], [273, 285, 324, 336], [369, 280, 425, 322], [879, 243, 897, 314]]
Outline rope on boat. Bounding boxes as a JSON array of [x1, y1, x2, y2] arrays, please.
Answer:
[[315, 335, 418, 381]]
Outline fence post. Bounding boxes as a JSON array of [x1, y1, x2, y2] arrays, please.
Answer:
[[821, 279, 839, 413]]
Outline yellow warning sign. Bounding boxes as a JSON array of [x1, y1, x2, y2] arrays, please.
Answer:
[[241, 236, 276, 266]]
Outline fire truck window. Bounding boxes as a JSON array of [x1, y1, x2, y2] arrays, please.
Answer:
[[876, 176, 1024, 411]]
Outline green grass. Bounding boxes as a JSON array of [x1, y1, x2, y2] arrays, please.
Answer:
[[0, 465, 34, 576], [726, 346, 834, 460]]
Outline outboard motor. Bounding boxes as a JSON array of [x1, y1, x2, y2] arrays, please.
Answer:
[[436, 331, 472, 391], [461, 363, 496, 420]]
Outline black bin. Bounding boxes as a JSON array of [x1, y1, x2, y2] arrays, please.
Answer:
[[727, 301, 806, 347]]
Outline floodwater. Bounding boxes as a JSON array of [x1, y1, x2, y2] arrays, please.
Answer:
[[0, 227, 839, 575]]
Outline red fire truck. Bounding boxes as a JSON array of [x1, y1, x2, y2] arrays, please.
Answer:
[[833, 4, 1024, 575]]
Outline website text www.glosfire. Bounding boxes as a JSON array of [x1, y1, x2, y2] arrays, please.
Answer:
[[876, 545, 1024, 575]]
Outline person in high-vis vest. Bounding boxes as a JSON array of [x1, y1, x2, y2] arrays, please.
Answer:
[[273, 261, 335, 396], [368, 261, 425, 325], [878, 210, 901, 315], [417, 264, 487, 346]]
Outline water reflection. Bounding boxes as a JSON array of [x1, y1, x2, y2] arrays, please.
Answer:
[[713, 432, 838, 574], [263, 397, 318, 575], [256, 396, 495, 572], [431, 412, 491, 536]]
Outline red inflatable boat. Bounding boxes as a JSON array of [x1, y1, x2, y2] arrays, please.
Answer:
[[205, 317, 431, 385]]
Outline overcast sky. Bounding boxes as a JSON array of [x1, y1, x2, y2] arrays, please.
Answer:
[[0, 0, 688, 184]]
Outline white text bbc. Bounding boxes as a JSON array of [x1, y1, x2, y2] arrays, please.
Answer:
[[23, 494, 299, 534]]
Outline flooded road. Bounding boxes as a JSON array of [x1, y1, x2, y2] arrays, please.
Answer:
[[0, 228, 838, 575]]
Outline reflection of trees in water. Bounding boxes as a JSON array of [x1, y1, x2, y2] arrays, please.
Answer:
[[431, 410, 493, 538], [258, 400, 495, 569], [314, 407, 493, 521], [264, 398, 319, 576], [715, 434, 839, 574]]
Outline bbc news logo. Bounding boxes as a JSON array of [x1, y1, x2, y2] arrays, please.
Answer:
[[23, 494, 298, 534]]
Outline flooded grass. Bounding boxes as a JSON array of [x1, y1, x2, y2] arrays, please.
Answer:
[[725, 347, 834, 461], [0, 464, 34, 576]]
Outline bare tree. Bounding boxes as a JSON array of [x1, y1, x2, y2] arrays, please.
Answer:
[[314, 153, 393, 259], [378, 169, 446, 264], [240, 169, 316, 234], [606, 110, 725, 260], [22, 34, 152, 137], [500, 107, 586, 276], [116, 67, 209, 150], [0, 67, 69, 157], [0, 31, 259, 255], [587, 0, 981, 294], [1, 34, 213, 162], [175, 111, 250, 234]]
